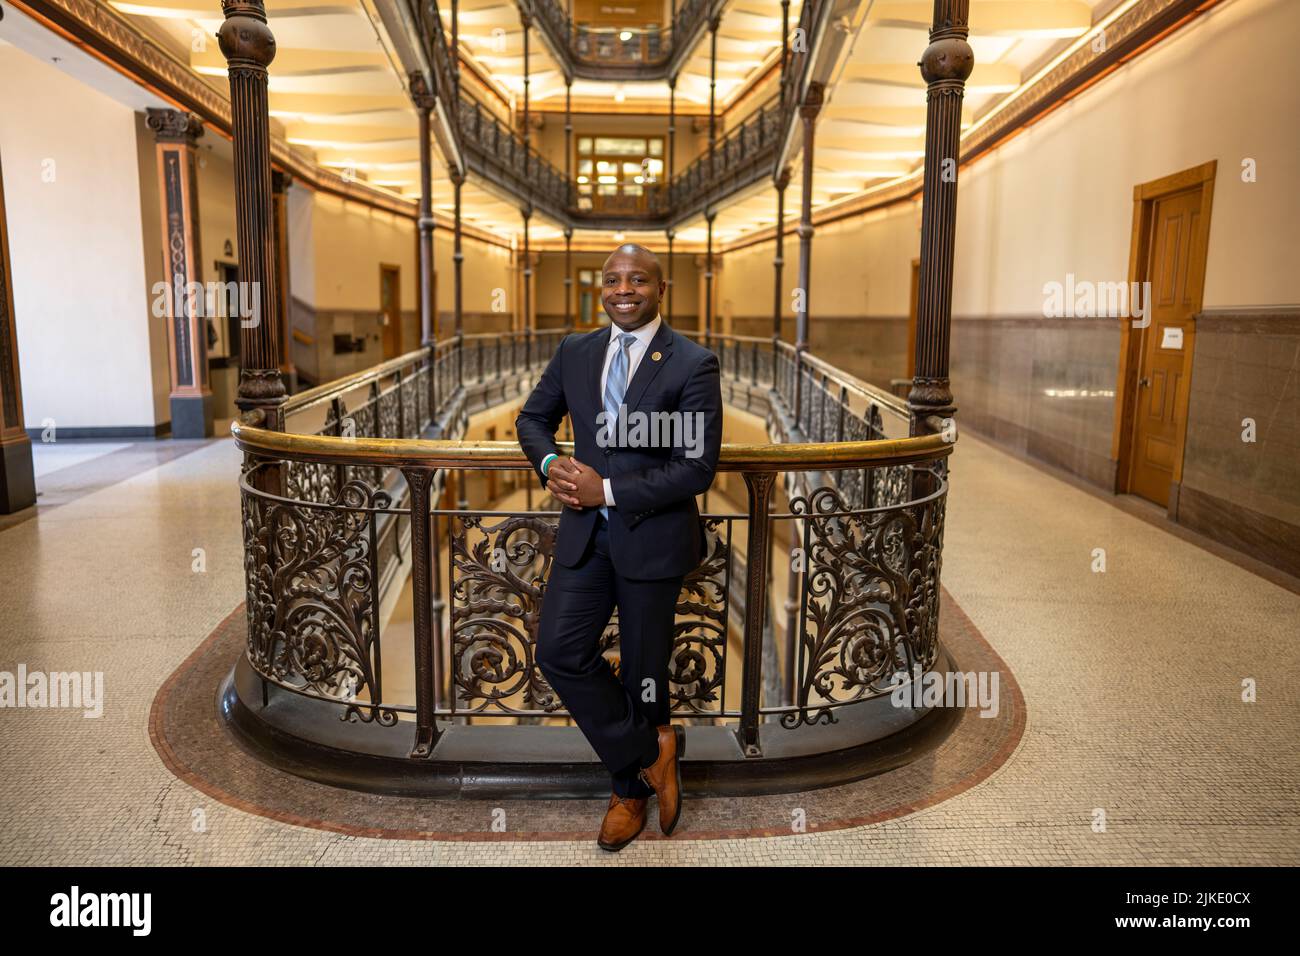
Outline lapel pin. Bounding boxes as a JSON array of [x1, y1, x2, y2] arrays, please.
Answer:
[[651, 351, 662, 362]]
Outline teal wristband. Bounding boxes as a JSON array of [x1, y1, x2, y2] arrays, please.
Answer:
[[541, 453, 558, 477]]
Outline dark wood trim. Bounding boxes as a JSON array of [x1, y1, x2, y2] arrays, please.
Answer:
[[1173, 483, 1300, 582], [1192, 307, 1300, 334]]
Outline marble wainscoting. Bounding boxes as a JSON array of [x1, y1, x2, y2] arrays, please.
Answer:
[[950, 316, 1123, 489], [729, 315, 911, 393], [1176, 309, 1300, 578]]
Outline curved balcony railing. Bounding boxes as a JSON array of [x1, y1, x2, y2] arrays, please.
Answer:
[[667, 96, 784, 226], [226, 327, 956, 796], [406, 0, 819, 228], [530, 0, 716, 80]]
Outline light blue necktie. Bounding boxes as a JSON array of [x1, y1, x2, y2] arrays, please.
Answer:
[[599, 332, 637, 519]]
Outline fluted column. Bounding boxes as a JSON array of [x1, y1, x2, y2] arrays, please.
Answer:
[[146, 108, 213, 438], [521, 11, 531, 181], [779, 0, 791, 110], [452, 165, 464, 382], [562, 225, 573, 331], [667, 76, 676, 186], [909, 0, 973, 427], [795, 82, 822, 355], [704, 209, 715, 344], [708, 16, 720, 157], [665, 227, 675, 323], [412, 72, 436, 348], [773, 165, 790, 344], [564, 77, 572, 184], [451, 0, 460, 99], [270, 169, 295, 392], [0, 150, 35, 514], [521, 204, 533, 335], [218, 0, 284, 429]]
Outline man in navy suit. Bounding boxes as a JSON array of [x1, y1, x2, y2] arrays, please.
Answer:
[[515, 243, 722, 851]]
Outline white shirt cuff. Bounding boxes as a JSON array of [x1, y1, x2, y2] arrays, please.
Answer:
[[603, 477, 615, 507]]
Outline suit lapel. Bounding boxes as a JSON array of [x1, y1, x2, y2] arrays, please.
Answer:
[[622, 320, 674, 412], [587, 325, 612, 415]]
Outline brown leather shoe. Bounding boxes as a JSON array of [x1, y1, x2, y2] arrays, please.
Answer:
[[597, 793, 647, 852], [637, 723, 686, 835]]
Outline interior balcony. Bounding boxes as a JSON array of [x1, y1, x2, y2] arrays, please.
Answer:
[[225, 332, 955, 798]]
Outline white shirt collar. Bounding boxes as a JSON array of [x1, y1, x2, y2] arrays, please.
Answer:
[[609, 313, 660, 350]]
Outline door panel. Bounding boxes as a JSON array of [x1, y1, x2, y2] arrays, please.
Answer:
[[381, 265, 401, 360], [1129, 187, 1202, 506]]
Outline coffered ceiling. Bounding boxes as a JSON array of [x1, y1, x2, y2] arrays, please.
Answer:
[[107, 0, 1126, 248]]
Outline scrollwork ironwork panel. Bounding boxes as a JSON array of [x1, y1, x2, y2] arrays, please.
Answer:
[[446, 511, 733, 717], [783, 479, 946, 727], [241, 479, 393, 720]]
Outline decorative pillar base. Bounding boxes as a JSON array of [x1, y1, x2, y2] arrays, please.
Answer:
[[170, 393, 215, 439], [0, 435, 36, 514]]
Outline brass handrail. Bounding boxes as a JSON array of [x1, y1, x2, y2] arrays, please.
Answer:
[[231, 420, 954, 471], [285, 346, 431, 416]]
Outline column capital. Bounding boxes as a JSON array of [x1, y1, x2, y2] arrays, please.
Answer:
[[409, 71, 436, 109], [216, 0, 276, 69], [146, 108, 205, 146], [800, 81, 825, 120]]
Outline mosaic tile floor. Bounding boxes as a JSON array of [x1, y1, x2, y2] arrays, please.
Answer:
[[1, 435, 1297, 865]]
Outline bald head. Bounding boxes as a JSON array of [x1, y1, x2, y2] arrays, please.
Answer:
[[601, 242, 666, 330], [603, 243, 663, 282]]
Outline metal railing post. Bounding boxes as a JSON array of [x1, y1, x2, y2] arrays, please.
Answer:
[[737, 470, 776, 757]]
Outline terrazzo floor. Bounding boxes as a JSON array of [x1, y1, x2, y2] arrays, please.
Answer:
[[0, 435, 1296, 865]]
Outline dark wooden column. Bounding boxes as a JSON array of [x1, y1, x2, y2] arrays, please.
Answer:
[[451, 0, 461, 98], [452, 164, 464, 383], [564, 77, 572, 186], [708, 15, 720, 156], [146, 108, 212, 439], [521, 10, 531, 180], [218, 0, 285, 430], [795, 82, 822, 355], [909, 0, 972, 427], [0, 149, 35, 514], [773, 165, 790, 344], [521, 204, 533, 334], [412, 72, 436, 348], [270, 169, 295, 392], [667, 76, 676, 186], [449, 167, 465, 340], [704, 208, 715, 344], [562, 225, 573, 331], [779, 0, 791, 109], [665, 227, 675, 323]]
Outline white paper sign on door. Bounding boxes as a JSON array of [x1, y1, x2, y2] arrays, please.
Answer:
[[1160, 326, 1184, 350]]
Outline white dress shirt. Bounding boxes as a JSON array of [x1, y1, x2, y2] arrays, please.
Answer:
[[599, 313, 661, 507]]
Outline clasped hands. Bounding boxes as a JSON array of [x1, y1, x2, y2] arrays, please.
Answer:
[[545, 456, 605, 509]]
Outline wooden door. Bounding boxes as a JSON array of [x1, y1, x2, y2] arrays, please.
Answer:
[[1127, 186, 1206, 507], [380, 264, 401, 359]]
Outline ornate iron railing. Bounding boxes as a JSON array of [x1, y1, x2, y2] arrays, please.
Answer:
[[456, 95, 575, 217], [232, 328, 953, 766], [667, 96, 785, 225], [530, 0, 716, 79], [403, 0, 819, 227]]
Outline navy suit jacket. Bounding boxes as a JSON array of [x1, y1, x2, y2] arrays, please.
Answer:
[[515, 320, 722, 579]]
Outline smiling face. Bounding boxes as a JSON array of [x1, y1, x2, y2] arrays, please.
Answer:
[[601, 244, 665, 331]]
